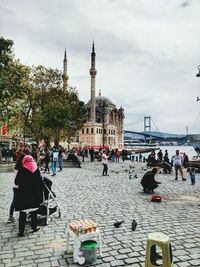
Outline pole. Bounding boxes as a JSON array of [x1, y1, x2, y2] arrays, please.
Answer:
[[102, 103, 105, 149]]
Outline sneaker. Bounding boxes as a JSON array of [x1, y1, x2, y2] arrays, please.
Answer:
[[7, 216, 15, 223], [32, 227, 40, 233]]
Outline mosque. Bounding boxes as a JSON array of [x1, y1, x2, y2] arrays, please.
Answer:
[[63, 43, 125, 149]]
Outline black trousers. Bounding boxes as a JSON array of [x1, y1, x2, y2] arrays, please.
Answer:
[[19, 210, 38, 234], [102, 163, 108, 176]]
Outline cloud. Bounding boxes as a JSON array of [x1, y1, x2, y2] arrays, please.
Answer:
[[1, 0, 200, 134]]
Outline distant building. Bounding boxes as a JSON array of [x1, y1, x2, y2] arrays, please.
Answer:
[[78, 43, 125, 149]]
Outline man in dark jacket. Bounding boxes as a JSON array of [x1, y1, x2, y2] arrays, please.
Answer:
[[15, 155, 43, 237], [141, 168, 161, 193]]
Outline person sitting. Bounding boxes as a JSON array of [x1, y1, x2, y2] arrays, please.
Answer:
[[15, 155, 43, 237], [141, 168, 161, 193]]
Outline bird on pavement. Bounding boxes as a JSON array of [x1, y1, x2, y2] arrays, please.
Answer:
[[114, 221, 124, 228], [131, 219, 137, 231]]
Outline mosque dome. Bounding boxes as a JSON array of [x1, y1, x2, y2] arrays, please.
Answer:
[[86, 91, 116, 109]]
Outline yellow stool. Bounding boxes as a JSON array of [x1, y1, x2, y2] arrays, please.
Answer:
[[145, 232, 173, 267]]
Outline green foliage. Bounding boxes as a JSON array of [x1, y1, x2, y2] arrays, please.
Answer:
[[0, 36, 13, 68], [0, 36, 87, 145]]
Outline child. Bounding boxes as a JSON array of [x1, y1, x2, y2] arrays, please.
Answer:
[[189, 168, 196, 185]]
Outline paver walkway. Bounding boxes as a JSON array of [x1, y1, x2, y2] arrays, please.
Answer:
[[1, 159, 200, 266]]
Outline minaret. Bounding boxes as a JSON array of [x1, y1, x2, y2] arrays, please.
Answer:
[[63, 49, 69, 91], [89, 42, 97, 122]]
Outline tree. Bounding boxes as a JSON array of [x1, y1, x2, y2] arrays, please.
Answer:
[[0, 37, 30, 127], [64, 88, 86, 146], [17, 65, 63, 144], [43, 87, 86, 146]]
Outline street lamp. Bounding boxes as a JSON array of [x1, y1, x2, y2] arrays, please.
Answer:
[[196, 65, 200, 77], [196, 65, 200, 102]]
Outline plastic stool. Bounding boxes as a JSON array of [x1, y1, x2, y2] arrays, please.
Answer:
[[145, 232, 173, 267], [66, 226, 102, 263]]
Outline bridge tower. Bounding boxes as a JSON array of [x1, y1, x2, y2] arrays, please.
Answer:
[[144, 116, 151, 132]]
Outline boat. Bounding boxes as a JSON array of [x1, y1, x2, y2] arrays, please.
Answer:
[[186, 155, 200, 169], [186, 134, 200, 153], [127, 147, 159, 154], [124, 140, 158, 147]]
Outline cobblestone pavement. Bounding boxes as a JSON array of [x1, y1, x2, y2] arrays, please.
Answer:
[[1, 159, 200, 267]]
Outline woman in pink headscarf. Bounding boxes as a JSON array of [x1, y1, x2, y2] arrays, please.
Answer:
[[15, 155, 43, 237]]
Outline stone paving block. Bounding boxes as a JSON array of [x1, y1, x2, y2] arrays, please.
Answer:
[[38, 262, 51, 267], [189, 259, 200, 266], [102, 256, 115, 262], [115, 254, 128, 260], [118, 248, 132, 254], [190, 253, 200, 259], [124, 257, 140, 264], [176, 262, 191, 267], [174, 249, 190, 256], [110, 259, 125, 266]]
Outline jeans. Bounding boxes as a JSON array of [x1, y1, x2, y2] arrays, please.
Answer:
[[102, 163, 108, 176], [58, 157, 63, 171], [9, 188, 18, 217], [51, 161, 57, 174]]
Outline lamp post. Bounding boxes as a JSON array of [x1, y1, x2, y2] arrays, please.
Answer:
[[196, 65, 200, 77], [196, 65, 200, 102]]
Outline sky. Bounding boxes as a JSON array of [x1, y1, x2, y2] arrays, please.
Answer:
[[1, 0, 200, 134]]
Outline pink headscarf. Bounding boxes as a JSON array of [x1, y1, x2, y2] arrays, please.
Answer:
[[22, 155, 38, 173]]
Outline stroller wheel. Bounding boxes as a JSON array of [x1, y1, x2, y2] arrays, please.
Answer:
[[45, 218, 49, 225]]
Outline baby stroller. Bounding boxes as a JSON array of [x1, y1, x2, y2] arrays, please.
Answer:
[[37, 176, 61, 225], [27, 176, 61, 225]]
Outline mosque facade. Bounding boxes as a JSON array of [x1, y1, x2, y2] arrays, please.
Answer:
[[63, 43, 125, 149]]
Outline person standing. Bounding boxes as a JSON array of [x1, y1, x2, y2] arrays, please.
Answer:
[[189, 168, 196, 185], [51, 145, 60, 176], [102, 150, 109, 176], [116, 149, 120, 162], [15, 155, 43, 237], [172, 150, 186, 181], [157, 149, 163, 162], [44, 148, 50, 174], [7, 153, 25, 223], [164, 150, 169, 163], [183, 153, 189, 168], [58, 146, 65, 172], [90, 147, 94, 162]]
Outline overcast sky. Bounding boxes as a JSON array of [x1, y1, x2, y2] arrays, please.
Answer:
[[1, 0, 200, 134]]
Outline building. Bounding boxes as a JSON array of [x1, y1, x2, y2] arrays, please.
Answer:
[[78, 43, 125, 149]]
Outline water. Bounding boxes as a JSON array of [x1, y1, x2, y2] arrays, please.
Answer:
[[141, 145, 196, 160]]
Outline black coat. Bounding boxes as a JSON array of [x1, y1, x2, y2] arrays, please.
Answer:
[[15, 168, 43, 211], [141, 171, 157, 188]]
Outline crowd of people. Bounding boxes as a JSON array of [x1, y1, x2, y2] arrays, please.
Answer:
[[6, 142, 196, 237], [141, 149, 194, 194]]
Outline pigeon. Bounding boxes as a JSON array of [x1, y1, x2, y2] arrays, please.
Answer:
[[131, 219, 137, 231], [114, 221, 124, 228]]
